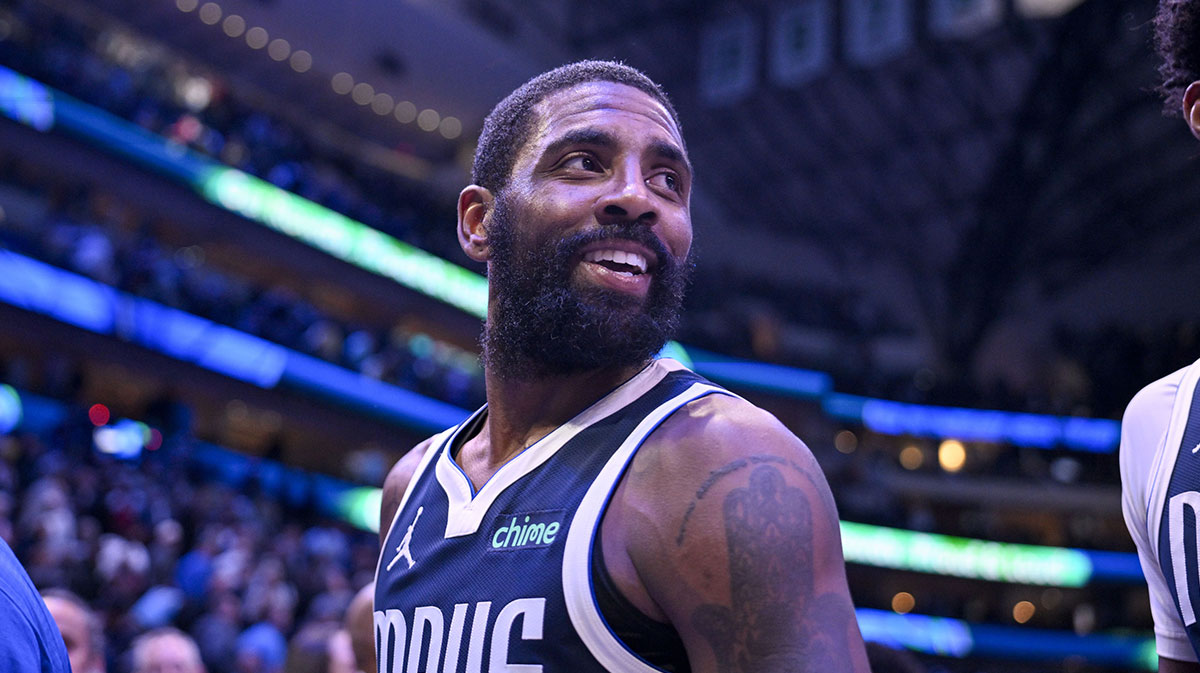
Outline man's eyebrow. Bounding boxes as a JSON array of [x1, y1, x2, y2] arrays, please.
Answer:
[[541, 128, 616, 160], [649, 139, 692, 175]]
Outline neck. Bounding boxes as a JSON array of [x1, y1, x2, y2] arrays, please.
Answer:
[[467, 360, 648, 469]]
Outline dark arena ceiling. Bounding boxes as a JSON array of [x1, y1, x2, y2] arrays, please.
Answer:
[[59, 0, 1200, 394]]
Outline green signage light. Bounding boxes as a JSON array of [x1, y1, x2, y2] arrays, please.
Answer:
[[200, 167, 489, 319], [840, 521, 1093, 587]]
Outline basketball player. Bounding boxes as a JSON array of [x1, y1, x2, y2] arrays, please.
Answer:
[[373, 60, 869, 672], [1120, 3, 1200, 670]]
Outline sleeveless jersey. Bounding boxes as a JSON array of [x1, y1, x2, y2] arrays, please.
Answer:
[[373, 359, 729, 673], [1147, 358, 1200, 658]]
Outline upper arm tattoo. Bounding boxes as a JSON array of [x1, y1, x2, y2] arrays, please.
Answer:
[[691, 464, 853, 672]]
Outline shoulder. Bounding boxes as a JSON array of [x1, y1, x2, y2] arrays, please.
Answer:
[[1121, 365, 1190, 473], [379, 436, 439, 544], [639, 391, 823, 490], [615, 393, 867, 670]]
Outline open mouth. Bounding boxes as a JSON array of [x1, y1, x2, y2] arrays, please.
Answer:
[[582, 248, 649, 276]]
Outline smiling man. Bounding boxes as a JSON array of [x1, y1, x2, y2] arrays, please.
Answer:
[[373, 60, 869, 673]]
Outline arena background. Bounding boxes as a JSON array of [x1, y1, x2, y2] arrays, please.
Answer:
[[0, 0, 1197, 670]]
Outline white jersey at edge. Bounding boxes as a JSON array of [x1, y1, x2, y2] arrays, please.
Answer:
[[1121, 358, 1200, 662]]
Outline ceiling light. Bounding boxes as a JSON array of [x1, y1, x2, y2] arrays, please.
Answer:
[[417, 108, 440, 132], [289, 50, 312, 73], [394, 101, 417, 124], [222, 15, 245, 37], [439, 116, 462, 139], [245, 26, 268, 49], [198, 2, 222, 24], [267, 38, 290, 61]]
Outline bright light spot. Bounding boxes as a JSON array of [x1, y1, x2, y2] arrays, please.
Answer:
[[1013, 600, 1036, 624], [938, 439, 966, 472], [222, 15, 245, 37], [331, 72, 354, 95], [88, 404, 111, 427], [198, 2, 222, 25], [289, 50, 312, 73], [834, 430, 857, 454], [394, 100, 417, 123], [267, 38, 290, 61], [899, 444, 924, 470], [176, 0, 198, 11], [371, 92, 395, 115], [351, 82, 375, 106], [417, 108, 440, 132], [891, 592, 915, 614], [439, 116, 462, 139], [147, 428, 163, 451], [179, 77, 213, 111], [245, 26, 269, 49]]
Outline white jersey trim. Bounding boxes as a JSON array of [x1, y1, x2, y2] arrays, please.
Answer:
[[1147, 359, 1200, 560], [374, 424, 457, 582], [436, 358, 686, 539], [563, 381, 733, 673]]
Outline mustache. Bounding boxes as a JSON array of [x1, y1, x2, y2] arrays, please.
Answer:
[[553, 224, 677, 272]]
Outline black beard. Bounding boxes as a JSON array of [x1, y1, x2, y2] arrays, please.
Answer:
[[481, 196, 691, 381]]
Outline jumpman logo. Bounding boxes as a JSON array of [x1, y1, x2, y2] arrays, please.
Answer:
[[1193, 441, 1200, 454], [387, 507, 424, 572]]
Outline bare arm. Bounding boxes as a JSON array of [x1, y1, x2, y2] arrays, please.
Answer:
[[379, 438, 434, 548], [1161, 656, 1200, 673], [611, 395, 869, 673]]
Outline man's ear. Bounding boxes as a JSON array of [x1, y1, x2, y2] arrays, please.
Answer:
[[1184, 81, 1200, 140], [457, 185, 494, 263]]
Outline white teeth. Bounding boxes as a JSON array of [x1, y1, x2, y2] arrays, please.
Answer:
[[583, 249, 648, 273]]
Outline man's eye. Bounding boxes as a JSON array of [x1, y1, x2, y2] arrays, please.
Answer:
[[563, 155, 598, 171], [650, 172, 680, 193]]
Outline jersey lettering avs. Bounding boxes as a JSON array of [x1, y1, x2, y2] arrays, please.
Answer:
[[1156, 361, 1200, 658], [374, 359, 731, 673]]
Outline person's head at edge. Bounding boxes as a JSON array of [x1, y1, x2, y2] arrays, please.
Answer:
[[42, 589, 106, 673], [1156, 0, 1200, 136], [458, 60, 694, 380], [130, 627, 206, 673]]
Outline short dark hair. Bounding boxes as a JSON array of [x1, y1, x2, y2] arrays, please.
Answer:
[[1154, 0, 1200, 115], [471, 60, 682, 195]]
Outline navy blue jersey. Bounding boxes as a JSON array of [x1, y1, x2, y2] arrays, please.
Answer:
[[374, 359, 730, 673], [1149, 359, 1200, 658]]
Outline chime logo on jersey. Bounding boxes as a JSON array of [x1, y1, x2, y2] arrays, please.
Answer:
[[374, 597, 545, 673], [489, 511, 565, 551]]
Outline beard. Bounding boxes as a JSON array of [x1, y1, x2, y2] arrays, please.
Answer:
[[481, 195, 691, 381]]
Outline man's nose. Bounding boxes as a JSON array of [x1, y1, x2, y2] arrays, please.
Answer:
[[595, 169, 657, 225]]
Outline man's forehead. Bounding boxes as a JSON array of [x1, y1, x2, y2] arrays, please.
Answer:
[[528, 82, 685, 153]]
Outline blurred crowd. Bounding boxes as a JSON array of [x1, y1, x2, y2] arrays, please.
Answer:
[[2, 400, 377, 673]]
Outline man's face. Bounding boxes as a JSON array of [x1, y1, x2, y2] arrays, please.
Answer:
[[482, 82, 694, 378], [45, 597, 103, 673]]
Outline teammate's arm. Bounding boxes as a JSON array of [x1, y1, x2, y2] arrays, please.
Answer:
[[379, 438, 435, 548], [1161, 656, 1200, 672], [618, 395, 869, 673]]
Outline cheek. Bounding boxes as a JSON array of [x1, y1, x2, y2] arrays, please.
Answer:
[[663, 218, 693, 262]]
